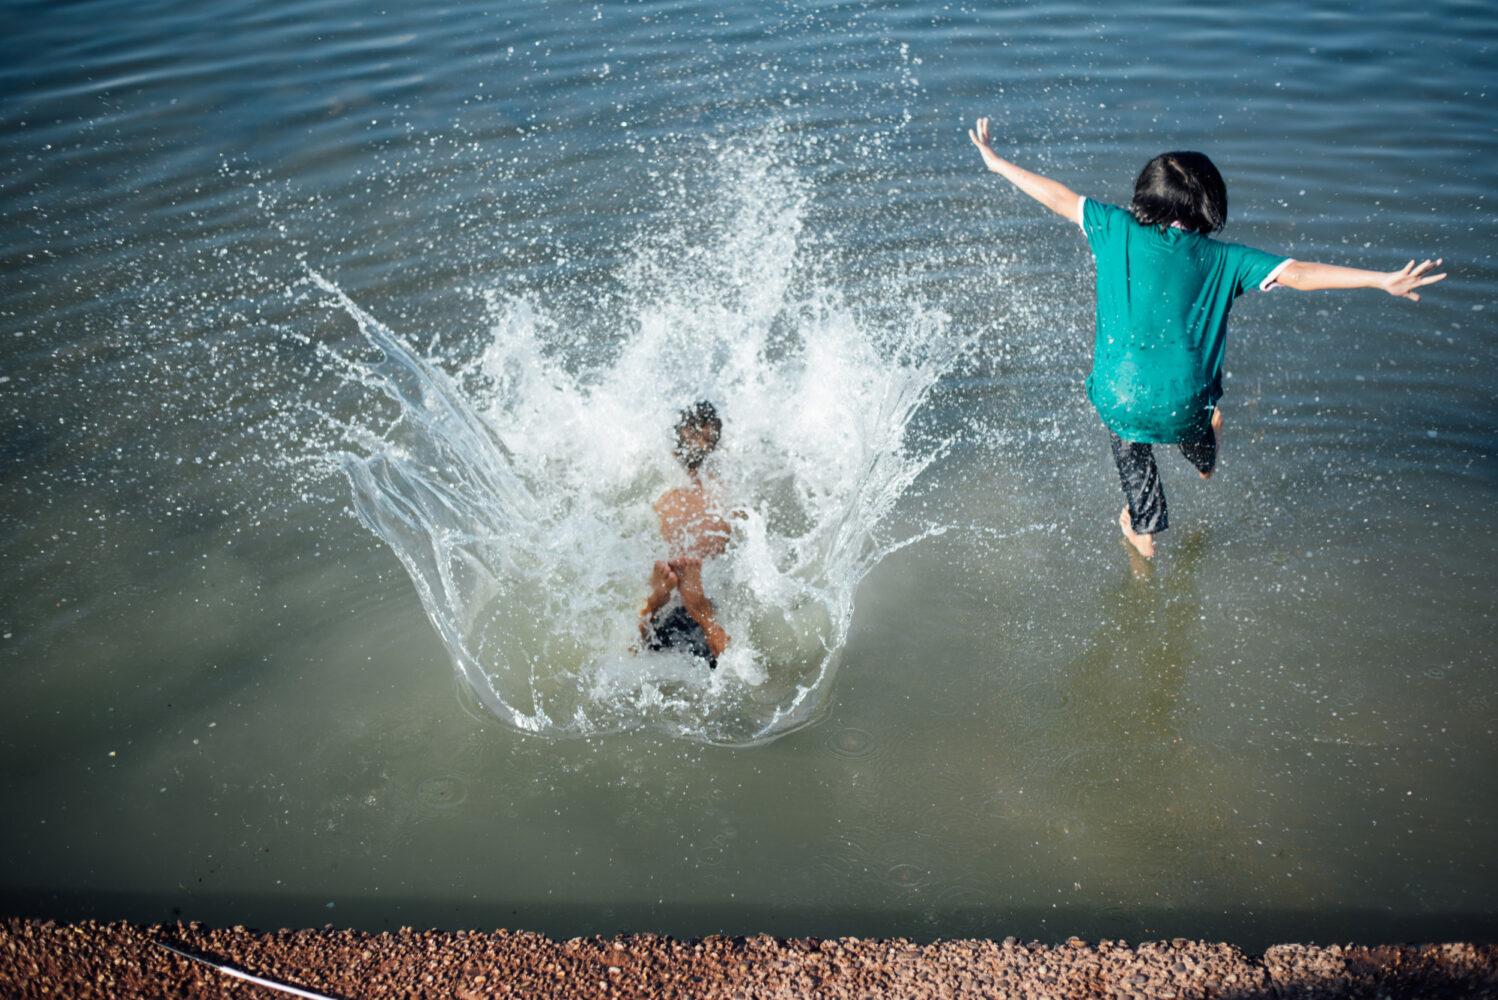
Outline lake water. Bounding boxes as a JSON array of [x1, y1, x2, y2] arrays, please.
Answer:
[[2, 0, 1494, 949]]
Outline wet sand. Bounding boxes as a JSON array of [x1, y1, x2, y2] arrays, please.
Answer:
[[3, 919, 1496, 998]]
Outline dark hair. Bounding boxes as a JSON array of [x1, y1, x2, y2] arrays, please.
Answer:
[[1128, 152, 1228, 234], [676, 400, 721, 435], [673, 401, 721, 470]]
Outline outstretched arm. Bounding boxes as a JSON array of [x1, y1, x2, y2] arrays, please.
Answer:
[[968, 117, 1082, 225], [1275, 258, 1446, 302]]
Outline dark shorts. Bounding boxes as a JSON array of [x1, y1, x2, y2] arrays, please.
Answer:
[[1108, 421, 1217, 537], [646, 605, 717, 669]]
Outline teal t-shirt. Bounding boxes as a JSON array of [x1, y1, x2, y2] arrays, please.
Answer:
[[1081, 198, 1289, 443]]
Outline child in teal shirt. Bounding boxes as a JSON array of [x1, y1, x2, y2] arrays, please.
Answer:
[[968, 117, 1445, 559]]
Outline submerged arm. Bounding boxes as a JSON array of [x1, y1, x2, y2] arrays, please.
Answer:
[[1275, 258, 1446, 301], [968, 117, 1082, 225]]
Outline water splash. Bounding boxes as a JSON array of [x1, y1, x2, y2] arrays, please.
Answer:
[[309, 136, 962, 745]]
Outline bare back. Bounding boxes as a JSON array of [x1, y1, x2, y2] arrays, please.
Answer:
[[654, 478, 731, 560]]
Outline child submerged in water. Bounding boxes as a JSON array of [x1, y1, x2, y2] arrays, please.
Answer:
[[968, 117, 1445, 558], [639, 401, 737, 667]]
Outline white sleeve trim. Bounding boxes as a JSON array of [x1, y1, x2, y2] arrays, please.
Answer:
[[1261, 258, 1293, 290], [1075, 195, 1087, 230]]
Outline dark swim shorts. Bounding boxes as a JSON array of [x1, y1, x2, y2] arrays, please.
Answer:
[[1108, 421, 1217, 537], [646, 605, 717, 669]]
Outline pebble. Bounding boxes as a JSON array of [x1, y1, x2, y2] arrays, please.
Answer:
[[0, 920, 1494, 999]]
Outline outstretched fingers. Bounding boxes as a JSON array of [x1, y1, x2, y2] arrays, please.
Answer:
[[1397, 258, 1447, 301], [969, 116, 991, 149]]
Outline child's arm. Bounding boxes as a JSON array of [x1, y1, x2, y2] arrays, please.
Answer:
[[1275, 258, 1446, 302], [969, 118, 1082, 225]]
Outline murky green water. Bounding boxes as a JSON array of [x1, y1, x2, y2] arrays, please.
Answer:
[[1, 0, 1494, 948]]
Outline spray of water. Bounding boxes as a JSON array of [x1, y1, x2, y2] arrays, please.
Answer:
[[308, 135, 962, 745]]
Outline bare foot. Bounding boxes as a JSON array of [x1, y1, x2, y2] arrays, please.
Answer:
[[1119, 506, 1156, 558], [670, 556, 730, 657], [1200, 406, 1224, 480]]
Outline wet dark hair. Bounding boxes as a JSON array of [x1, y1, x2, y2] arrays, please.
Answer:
[[673, 400, 721, 470], [1128, 151, 1228, 234]]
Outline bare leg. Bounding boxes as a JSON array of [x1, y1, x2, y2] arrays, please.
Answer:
[[640, 560, 678, 641], [1119, 505, 1156, 559], [670, 557, 729, 657], [1200, 406, 1224, 481]]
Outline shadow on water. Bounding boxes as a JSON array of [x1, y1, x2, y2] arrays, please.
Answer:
[[1079, 528, 1214, 712], [1045, 529, 1214, 794], [5, 887, 1495, 954]]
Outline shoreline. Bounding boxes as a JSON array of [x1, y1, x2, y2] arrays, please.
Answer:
[[3, 919, 1496, 998]]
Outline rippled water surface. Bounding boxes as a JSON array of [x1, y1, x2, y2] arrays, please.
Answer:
[[1, 0, 1494, 947]]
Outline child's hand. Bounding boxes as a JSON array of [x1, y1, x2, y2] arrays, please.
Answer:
[[1383, 258, 1446, 301], [965, 119, 1082, 222], [969, 117, 1010, 174], [969, 117, 997, 155]]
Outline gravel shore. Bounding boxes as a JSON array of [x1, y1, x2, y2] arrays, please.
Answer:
[[3, 918, 1496, 998]]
